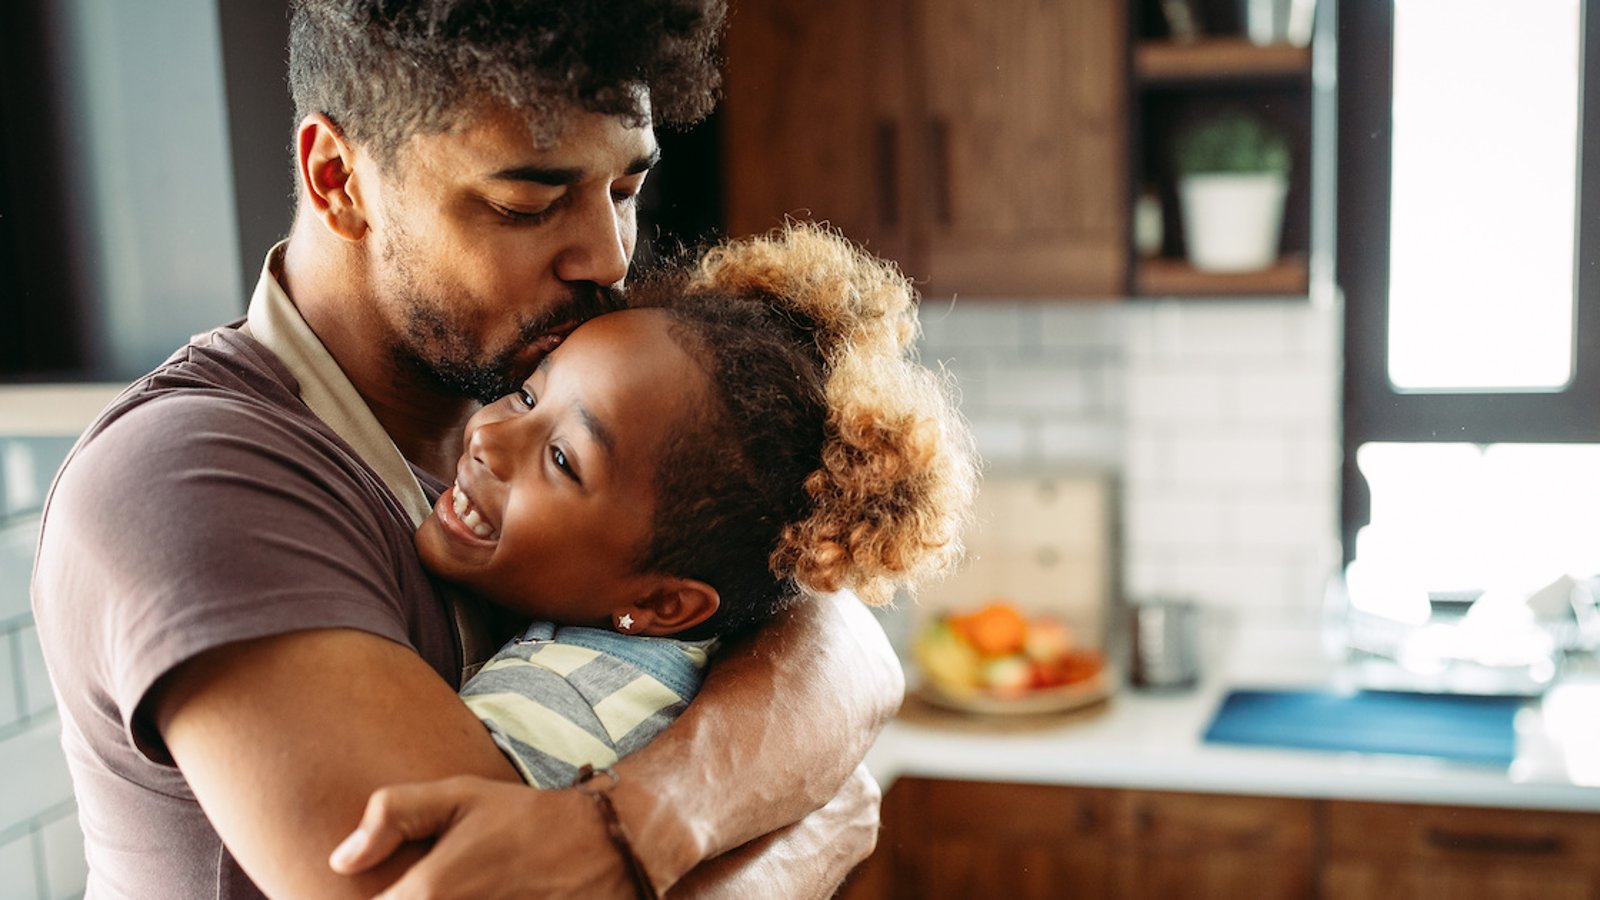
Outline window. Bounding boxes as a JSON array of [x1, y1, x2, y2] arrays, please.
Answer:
[[1340, 1, 1600, 589]]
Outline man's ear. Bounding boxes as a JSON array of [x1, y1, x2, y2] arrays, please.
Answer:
[[616, 578, 720, 637], [296, 113, 368, 242]]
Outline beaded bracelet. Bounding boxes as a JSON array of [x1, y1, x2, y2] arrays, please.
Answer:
[[575, 764, 660, 900]]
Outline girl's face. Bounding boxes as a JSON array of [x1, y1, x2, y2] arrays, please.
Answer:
[[415, 308, 713, 629]]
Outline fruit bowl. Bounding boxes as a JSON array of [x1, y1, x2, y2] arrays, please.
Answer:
[[912, 601, 1110, 716]]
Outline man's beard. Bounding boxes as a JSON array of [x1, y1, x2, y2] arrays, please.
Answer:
[[388, 283, 621, 405], [376, 223, 623, 404]]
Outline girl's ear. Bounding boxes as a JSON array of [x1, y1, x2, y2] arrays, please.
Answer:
[[614, 578, 720, 637]]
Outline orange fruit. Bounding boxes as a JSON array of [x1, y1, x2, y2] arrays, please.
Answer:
[[950, 601, 1028, 657]]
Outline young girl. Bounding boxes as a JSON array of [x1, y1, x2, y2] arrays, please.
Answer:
[[413, 223, 977, 787]]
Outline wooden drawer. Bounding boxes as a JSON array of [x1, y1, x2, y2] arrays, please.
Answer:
[[1326, 800, 1600, 869], [900, 777, 1109, 840], [1111, 790, 1315, 852]]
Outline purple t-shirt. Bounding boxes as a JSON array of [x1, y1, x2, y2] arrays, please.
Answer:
[[32, 325, 461, 898]]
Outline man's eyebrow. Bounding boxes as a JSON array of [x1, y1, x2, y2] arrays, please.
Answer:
[[490, 148, 661, 185]]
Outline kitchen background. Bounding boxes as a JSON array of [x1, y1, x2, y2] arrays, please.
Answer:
[[2, 0, 1591, 898]]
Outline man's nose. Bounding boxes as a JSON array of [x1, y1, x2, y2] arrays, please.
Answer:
[[555, 193, 631, 287]]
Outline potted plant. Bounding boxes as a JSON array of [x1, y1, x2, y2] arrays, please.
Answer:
[[1173, 110, 1292, 272]]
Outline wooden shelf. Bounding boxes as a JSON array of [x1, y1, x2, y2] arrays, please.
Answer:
[[1135, 255, 1308, 297], [1135, 38, 1311, 84]]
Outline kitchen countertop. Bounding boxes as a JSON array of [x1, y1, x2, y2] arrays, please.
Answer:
[[866, 617, 1600, 813]]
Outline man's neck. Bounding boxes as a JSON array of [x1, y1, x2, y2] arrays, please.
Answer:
[[279, 233, 475, 482]]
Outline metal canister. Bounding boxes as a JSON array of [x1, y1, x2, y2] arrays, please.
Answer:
[[1128, 598, 1202, 689]]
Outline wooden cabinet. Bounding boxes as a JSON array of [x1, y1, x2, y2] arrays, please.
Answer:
[[1109, 790, 1314, 899], [1321, 801, 1600, 900], [722, 0, 1127, 299], [863, 778, 1111, 900], [844, 779, 1600, 900]]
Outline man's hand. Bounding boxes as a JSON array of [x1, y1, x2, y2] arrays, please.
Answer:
[[329, 776, 634, 900], [331, 766, 886, 900]]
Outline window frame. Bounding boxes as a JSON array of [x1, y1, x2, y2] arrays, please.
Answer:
[[1339, 0, 1600, 559]]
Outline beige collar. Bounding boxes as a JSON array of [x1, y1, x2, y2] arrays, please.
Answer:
[[240, 243, 433, 528]]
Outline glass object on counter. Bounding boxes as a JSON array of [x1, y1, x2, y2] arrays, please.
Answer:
[[1337, 441, 1600, 694]]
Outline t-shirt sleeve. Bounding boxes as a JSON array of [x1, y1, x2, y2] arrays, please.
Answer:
[[36, 394, 421, 764]]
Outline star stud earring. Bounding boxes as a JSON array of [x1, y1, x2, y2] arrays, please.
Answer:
[[617, 613, 634, 632]]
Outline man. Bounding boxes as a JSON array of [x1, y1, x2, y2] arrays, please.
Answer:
[[31, 1, 902, 897]]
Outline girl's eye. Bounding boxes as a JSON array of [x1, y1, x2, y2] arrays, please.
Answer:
[[516, 388, 536, 409], [551, 447, 580, 484]]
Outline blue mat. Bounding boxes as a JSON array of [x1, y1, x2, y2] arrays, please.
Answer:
[[1203, 689, 1521, 767]]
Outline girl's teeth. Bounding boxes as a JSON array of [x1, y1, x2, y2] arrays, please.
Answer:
[[451, 484, 495, 539]]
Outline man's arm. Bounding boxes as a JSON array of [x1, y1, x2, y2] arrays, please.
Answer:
[[155, 627, 630, 898], [329, 591, 905, 896], [334, 764, 884, 900], [608, 590, 904, 889]]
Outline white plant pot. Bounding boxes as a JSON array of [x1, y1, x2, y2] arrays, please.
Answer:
[[1178, 172, 1288, 273]]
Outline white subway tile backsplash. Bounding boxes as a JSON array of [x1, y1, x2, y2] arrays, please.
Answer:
[[1121, 546, 1194, 601], [1124, 433, 1172, 488], [1124, 490, 1233, 551], [0, 834, 41, 900], [1287, 426, 1344, 489], [1230, 367, 1337, 424], [918, 302, 1033, 352], [1169, 432, 1294, 489], [1038, 304, 1124, 350], [1283, 300, 1343, 367], [1036, 420, 1122, 467], [1165, 554, 1298, 610], [967, 416, 1033, 465], [39, 812, 85, 900], [1125, 300, 1294, 365], [986, 361, 1094, 415], [1229, 495, 1336, 552], [1126, 370, 1229, 423]]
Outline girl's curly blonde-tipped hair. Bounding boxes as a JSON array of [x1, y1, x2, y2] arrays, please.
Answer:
[[631, 223, 977, 636]]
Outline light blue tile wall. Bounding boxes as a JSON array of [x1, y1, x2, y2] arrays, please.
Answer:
[[0, 438, 84, 900]]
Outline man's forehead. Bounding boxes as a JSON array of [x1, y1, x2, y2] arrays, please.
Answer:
[[410, 101, 658, 178]]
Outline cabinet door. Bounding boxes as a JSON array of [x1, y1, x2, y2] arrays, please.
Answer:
[[890, 778, 1111, 900], [917, 0, 1127, 297], [1322, 800, 1600, 900], [721, 0, 915, 271], [1110, 791, 1315, 900]]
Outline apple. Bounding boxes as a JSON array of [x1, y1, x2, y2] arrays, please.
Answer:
[[1024, 618, 1075, 663], [981, 655, 1034, 697]]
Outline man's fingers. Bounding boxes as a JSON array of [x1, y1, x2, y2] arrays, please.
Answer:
[[328, 779, 468, 875]]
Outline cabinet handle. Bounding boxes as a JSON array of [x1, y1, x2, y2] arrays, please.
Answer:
[[929, 118, 953, 226], [1076, 802, 1098, 833], [874, 120, 899, 228], [1425, 827, 1565, 857]]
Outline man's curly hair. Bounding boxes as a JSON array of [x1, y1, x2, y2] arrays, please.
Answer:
[[287, 0, 726, 165], [629, 224, 979, 638]]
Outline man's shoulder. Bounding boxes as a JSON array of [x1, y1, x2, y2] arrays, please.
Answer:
[[47, 325, 400, 534], [89, 324, 305, 439]]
